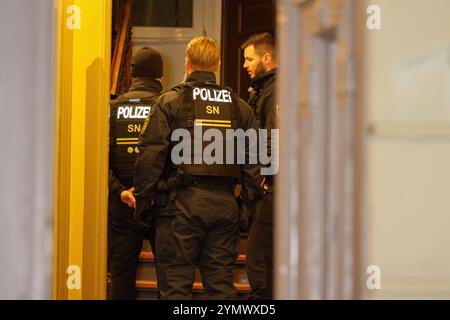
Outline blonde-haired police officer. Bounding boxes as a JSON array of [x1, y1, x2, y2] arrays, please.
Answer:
[[134, 37, 262, 300]]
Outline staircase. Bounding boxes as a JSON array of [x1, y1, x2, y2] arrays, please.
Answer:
[[136, 234, 250, 300]]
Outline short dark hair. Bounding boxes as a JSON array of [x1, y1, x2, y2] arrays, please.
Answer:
[[241, 33, 276, 58]]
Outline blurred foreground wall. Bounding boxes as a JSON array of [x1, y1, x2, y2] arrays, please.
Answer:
[[0, 0, 55, 299], [363, 0, 450, 299]]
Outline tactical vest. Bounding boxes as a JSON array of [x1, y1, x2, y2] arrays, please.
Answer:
[[171, 81, 243, 179], [109, 96, 155, 186]]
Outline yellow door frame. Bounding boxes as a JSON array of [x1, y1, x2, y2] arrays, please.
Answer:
[[53, 0, 112, 300]]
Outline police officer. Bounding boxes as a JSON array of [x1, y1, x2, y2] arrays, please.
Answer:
[[241, 33, 278, 300], [134, 36, 262, 300], [109, 47, 164, 300]]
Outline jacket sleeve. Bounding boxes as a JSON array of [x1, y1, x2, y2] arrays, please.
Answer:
[[238, 99, 264, 201], [259, 82, 278, 160], [109, 169, 126, 201], [133, 98, 172, 205], [108, 102, 126, 201]]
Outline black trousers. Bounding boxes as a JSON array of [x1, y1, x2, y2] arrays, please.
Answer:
[[246, 193, 273, 300], [108, 200, 144, 300], [155, 185, 240, 300]]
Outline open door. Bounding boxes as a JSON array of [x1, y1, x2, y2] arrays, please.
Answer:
[[221, 0, 276, 100]]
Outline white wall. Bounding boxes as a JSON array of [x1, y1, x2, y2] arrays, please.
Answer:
[[0, 0, 55, 299], [363, 0, 450, 299], [131, 0, 222, 90]]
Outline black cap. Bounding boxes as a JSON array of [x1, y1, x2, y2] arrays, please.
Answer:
[[131, 47, 163, 78]]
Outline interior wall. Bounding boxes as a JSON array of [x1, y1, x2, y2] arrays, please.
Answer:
[[0, 0, 55, 299], [362, 0, 450, 299], [131, 0, 222, 90]]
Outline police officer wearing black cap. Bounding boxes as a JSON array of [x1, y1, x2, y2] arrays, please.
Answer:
[[133, 36, 262, 300], [241, 33, 278, 300], [109, 47, 164, 300]]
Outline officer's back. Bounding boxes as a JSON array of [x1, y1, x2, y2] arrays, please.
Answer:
[[134, 37, 262, 300], [108, 46, 164, 300]]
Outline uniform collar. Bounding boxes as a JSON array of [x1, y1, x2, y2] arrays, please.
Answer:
[[186, 71, 217, 84], [250, 68, 277, 90], [128, 77, 163, 94]]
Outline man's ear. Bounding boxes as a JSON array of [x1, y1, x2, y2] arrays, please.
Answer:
[[262, 52, 272, 65], [211, 60, 220, 73], [185, 57, 191, 74]]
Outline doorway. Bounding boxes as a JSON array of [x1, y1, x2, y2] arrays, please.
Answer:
[[221, 0, 276, 100]]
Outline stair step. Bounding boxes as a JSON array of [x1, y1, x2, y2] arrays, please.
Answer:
[[137, 253, 249, 284], [142, 235, 248, 255], [136, 235, 250, 300], [136, 267, 248, 284], [136, 280, 251, 293], [139, 252, 247, 265]]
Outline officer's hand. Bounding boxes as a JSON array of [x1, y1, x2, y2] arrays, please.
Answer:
[[120, 187, 136, 208]]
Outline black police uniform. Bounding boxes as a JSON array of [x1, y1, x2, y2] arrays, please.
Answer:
[[134, 71, 262, 300], [246, 68, 277, 300], [109, 77, 162, 300]]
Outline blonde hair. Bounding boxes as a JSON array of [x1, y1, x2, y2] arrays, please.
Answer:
[[186, 36, 220, 71]]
